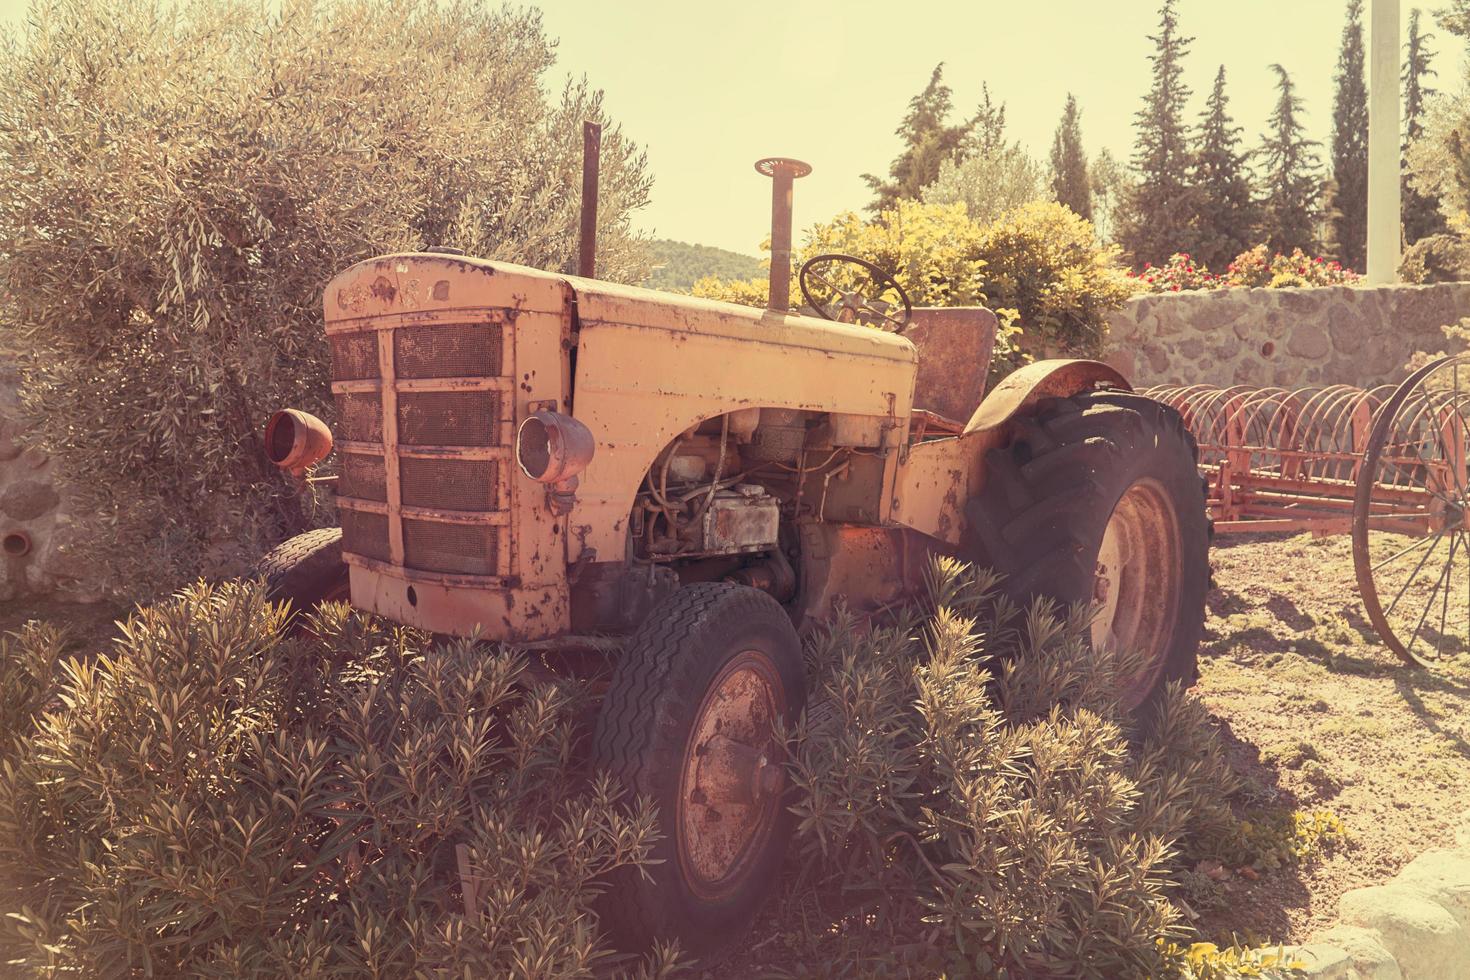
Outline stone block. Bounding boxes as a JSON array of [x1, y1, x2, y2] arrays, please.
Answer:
[[1287, 322, 1332, 359], [1278, 288, 1326, 313], [1328, 303, 1369, 355], [0, 480, 59, 521], [1177, 337, 1206, 361], [1280, 942, 1351, 979], [1395, 849, 1470, 931], [1338, 884, 1470, 979], [1313, 925, 1401, 980], [1191, 294, 1247, 331], [1143, 343, 1170, 377]]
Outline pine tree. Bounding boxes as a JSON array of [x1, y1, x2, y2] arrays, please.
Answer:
[[1049, 94, 1092, 220], [1403, 7, 1446, 243], [1258, 64, 1322, 254], [1116, 0, 1196, 266], [1190, 66, 1258, 269], [968, 82, 1008, 156], [1090, 148, 1130, 243], [863, 64, 970, 213], [1328, 0, 1369, 270]]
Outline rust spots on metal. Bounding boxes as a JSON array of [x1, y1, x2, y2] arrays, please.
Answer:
[[370, 276, 397, 303], [677, 649, 787, 898]]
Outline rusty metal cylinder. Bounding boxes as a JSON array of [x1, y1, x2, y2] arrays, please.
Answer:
[[755, 157, 812, 311]]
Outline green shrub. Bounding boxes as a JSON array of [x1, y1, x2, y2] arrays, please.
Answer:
[[0, 0, 652, 598], [779, 558, 1253, 978], [0, 582, 669, 978], [973, 200, 1134, 355]]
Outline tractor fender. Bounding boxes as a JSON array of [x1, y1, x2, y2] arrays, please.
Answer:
[[964, 358, 1131, 434], [893, 359, 1131, 546]]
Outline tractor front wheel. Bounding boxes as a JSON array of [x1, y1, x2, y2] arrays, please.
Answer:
[[590, 583, 805, 953], [256, 527, 350, 621], [964, 387, 1210, 716]]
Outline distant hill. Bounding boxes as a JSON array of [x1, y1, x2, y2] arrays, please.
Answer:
[[645, 239, 763, 291]]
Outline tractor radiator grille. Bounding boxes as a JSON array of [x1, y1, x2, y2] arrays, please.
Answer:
[[340, 509, 391, 565], [403, 519, 499, 576], [338, 452, 388, 503], [329, 318, 510, 579], [400, 457, 499, 511], [398, 392, 499, 447]]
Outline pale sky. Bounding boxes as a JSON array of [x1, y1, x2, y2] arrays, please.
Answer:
[[2, 1, 1463, 254]]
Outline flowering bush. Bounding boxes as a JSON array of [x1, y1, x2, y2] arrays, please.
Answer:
[[1131, 246, 1362, 293], [1130, 253, 1226, 292], [1260, 248, 1361, 288], [1223, 244, 1272, 288]]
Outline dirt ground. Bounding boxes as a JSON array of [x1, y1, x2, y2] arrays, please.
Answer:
[[3, 532, 1467, 959], [0, 595, 123, 651], [1190, 531, 1470, 945]]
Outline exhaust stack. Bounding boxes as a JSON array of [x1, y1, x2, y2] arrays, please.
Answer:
[[754, 157, 811, 311]]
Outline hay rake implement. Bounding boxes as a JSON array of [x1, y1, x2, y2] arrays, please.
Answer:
[[1145, 353, 1470, 667]]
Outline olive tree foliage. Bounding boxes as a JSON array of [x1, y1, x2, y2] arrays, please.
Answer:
[[0, 0, 652, 596], [923, 144, 1045, 228], [1408, 2, 1470, 233]]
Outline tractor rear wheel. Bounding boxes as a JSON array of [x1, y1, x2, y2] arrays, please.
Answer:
[[963, 388, 1210, 716], [256, 527, 350, 621], [590, 583, 805, 953]]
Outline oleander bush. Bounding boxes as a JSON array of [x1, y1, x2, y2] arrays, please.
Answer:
[[0, 564, 1306, 978], [0, 0, 652, 598], [777, 558, 1280, 979], [0, 582, 671, 978]]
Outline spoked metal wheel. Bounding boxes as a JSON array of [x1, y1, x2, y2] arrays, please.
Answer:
[[1354, 354, 1470, 666], [1092, 478, 1185, 710], [677, 650, 788, 899]]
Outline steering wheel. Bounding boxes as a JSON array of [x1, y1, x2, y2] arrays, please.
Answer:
[[798, 253, 913, 333]]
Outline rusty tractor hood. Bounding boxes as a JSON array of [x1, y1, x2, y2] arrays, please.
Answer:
[[326, 253, 917, 367]]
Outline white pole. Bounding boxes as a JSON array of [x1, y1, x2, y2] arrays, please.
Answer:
[[1367, 0, 1401, 283]]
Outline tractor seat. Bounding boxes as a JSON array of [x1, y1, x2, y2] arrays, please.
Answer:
[[905, 307, 998, 425]]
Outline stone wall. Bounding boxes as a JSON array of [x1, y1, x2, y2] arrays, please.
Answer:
[[1106, 282, 1470, 389], [1286, 810, 1470, 979], [0, 360, 89, 602]]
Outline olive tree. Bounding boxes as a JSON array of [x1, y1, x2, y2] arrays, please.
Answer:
[[0, 0, 652, 595]]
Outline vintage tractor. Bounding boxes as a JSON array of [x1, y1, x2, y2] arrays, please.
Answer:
[[259, 158, 1210, 952]]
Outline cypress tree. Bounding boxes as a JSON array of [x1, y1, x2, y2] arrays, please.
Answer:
[[863, 64, 969, 213], [1403, 8, 1446, 243], [1258, 64, 1322, 254], [1049, 94, 1092, 220], [1190, 66, 1258, 269], [1329, 0, 1369, 270], [1116, 0, 1196, 266]]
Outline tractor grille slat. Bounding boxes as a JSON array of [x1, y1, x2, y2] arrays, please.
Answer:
[[328, 319, 509, 578], [340, 509, 391, 564], [400, 458, 498, 511], [402, 519, 498, 576], [329, 333, 380, 381], [398, 392, 498, 447], [395, 323, 503, 378], [338, 452, 387, 503], [335, 392, 383, 444]]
